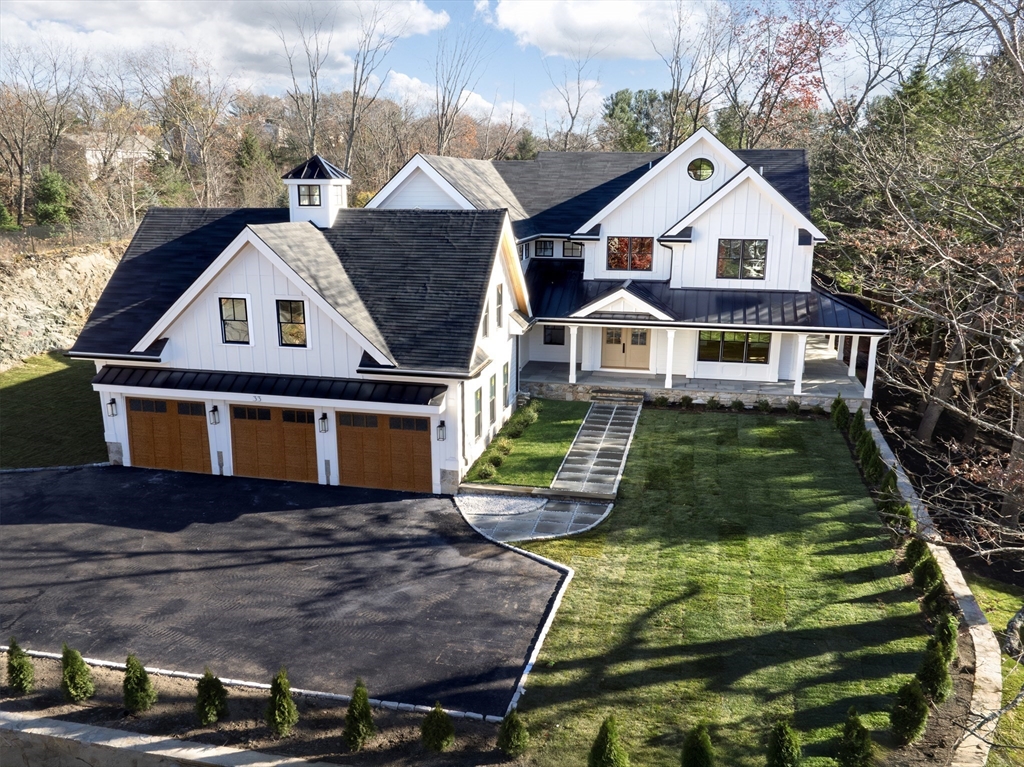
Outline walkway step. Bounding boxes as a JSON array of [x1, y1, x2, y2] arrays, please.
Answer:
[[590, 388, 645, 405], [548, 403, 642, 496]]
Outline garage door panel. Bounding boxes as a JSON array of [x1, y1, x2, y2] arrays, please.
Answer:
[[127, 397, 211, 474], [231, 406, 317, 483], [339, 413, 430, 493]]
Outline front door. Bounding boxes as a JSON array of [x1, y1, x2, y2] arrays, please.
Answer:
[[601, 327, 651, 369]]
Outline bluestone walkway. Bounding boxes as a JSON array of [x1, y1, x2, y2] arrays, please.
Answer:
[[457, 494, 612, 542], [549, 403, 640, 495]]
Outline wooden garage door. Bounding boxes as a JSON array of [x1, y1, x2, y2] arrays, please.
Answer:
[[127, 397, 212, 473], [230, 406, 318, 483], [337, 412, 431, 492]]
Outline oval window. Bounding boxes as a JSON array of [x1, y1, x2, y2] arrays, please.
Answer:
[[687, 158, 714, 181]]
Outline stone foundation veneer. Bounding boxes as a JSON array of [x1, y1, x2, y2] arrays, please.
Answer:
[[106, 441, 123, 466], [440, 469, 460, 496]]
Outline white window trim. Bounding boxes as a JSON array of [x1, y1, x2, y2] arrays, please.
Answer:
[[274, 296, 312, 351], [297, 184, 322, 207], [216, 293, 255, 347]]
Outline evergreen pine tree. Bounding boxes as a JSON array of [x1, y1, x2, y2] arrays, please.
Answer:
[[6, 637, 34, 695], [588, 714, 629, 767], [60, 644, 95, 702], [935, 613, 959, 664], [123, 654, 157, 713], [265, 668, 298, 737], [835, 707, 873, 767], [497, 709, 530, 757], [195, 668, 229, 725], [421, 701, 455, 752], [766, 720, 801, 767], [33, 168, 72, 225], [681, 723, 714, 767], [343, 678, 375, 752], [890, 679, 929, 744], [917, 641, 953, 703]]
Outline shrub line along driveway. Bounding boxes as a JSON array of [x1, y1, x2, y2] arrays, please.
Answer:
[[0, 466, 563, 717]]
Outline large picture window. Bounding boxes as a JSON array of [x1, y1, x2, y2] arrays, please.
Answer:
[[606, 236, 653, 271], [697, 331, 771, 364], [298, 184, 321, 206], [717, 239, 767, 279], [276, 300, 306, 347], [219, 297, 249, 344]]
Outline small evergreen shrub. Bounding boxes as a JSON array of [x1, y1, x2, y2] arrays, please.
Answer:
[[786, 400, 801, 414], [654, 395, 670, 408], [835, 707, 873, 767], [681, 723, 714, 767], [913, 554, 944, 593], [421, 701, 455, 752], [528, 399, 544, 414], [705, 397, 721, 411], [811, 404, 826, 416], [766, 720, 801, 767], [848, 407, 866, 441], [886, 503, 917, 536], [879, 469, 899, 500], [935, 613, 959, 665], [856, 430, 877, 466], [831, 395, 850, 430], [917, 641, 953, 702], [922, 583, 952, 616], [33, 167, 72, 225], [520, 408, 539, 425], [61, 644, 95, 702], [476, 462, 497, 479], [730, 399, 745, 411], [494, 437, 514, 455], [266, 668, 298, 738], [497, 709, 530, 757], [123, 654, 157, 713], [679, 395, 694, 410], [0, 203, 19, 231], [195, 668, 228, 725], [6, 637, 34, 695], [864, 452, 888, 484], [505, 421, 526, 438], [757, 398, 772, 413], [588, 714, 629, 767], [890, 679, 929, 744], [344, 678, 375, 752], [487, 451, 505, 467], [904, 537, 930, 570]]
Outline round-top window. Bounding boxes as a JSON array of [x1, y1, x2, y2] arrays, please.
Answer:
[[687, 158, 714, 181]]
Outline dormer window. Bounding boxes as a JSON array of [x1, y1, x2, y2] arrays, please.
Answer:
[[564, 241, 584, 258], [298, 185, 321, 206], [606, 236, 653, 271]]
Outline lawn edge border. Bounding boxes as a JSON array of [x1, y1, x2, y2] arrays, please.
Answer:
[[0, 461, 110, 473], [865, 413, 1004, 767]]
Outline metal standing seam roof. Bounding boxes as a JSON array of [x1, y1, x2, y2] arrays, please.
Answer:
[[93, 366, 448, 406], [281, 155, 351, 180]]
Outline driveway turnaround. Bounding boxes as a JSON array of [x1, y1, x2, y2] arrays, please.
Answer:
[[0, 466, 564, 717]]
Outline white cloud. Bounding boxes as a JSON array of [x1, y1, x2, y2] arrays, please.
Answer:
[[386, 70, 435, 112]]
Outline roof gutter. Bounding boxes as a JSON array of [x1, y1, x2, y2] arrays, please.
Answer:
[[532, 317, 889, 335], [356, 366, 486, 381], [65, 350, 164, 362]]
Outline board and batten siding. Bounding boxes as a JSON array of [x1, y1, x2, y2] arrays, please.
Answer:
[[374, 168, 464, 210], [158, 242, 368, 378]]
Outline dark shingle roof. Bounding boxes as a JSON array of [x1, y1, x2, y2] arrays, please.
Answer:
[[527, 260, 886, 332], [71, 208, 290, 357], [734, 149, 811, 218], [321, 209, 506, 374], [282, 155, 351, 180], [93, 366, 447, 406]]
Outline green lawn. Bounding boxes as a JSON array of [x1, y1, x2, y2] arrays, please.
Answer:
[[472, 399, 591, 486], [0, 352, 107, 468], [519, 410, 929, 767], [963, 573, 1024, 767]]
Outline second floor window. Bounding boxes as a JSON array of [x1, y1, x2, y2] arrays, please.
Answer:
[[606, 236, 653, 271], [277, 300, 306, 347], [717, 239, 767, 279], [496, 285, 503, 327], [535, 240, 554, 257], [219, 297, 249, 344], [482, 300, 490, 337], [564, 241, 584, 258], [298, 185, 321, 206]]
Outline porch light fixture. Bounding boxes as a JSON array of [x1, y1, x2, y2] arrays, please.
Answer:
[[318, 413, 329, 433], [208, 405, 220, 425], [437, 420, 446, 441], [106, 398, 117, 417]]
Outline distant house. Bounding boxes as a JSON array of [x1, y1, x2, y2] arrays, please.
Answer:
[[65, 131, 163, 180], [71, 130, 886, 494]]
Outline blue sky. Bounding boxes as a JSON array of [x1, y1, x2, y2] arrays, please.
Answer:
[[0, 0, 701, 131]]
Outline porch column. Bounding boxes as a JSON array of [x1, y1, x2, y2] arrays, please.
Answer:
[[793, 333, 808, 395], [864, 336, 880, 400], [836, 334, 845, 361], [568, 325, 578, 384], [827, 334, 835, 351], [664, 328, 676, 389], [848, 336, 859, 377]]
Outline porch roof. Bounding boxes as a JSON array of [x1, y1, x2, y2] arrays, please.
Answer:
[[526, 260, 887, 333]]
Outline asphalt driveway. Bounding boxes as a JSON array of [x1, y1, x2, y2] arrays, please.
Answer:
[[0, 466, 563, 716]]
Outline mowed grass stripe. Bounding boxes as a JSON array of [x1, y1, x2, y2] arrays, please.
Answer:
[[522, 410, 927, 767]]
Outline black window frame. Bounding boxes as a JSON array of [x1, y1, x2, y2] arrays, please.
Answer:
[[563, 241, 584, 258], [606, 236, 654, 272], [687, 157, 715, 180], [696, 331, 771, 364], [219, 297, 249, 344], [276, 299, 307, 347], [297, 184, 321, 207], [534, 240, 554, 258], [544, 325, 565, 345], [716, 238, 767, 280]]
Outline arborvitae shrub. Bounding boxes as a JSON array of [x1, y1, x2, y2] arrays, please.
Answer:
[[487, 451, 505, 467], [913, 555, 944, 593], [786, 400, 801, 414], [879, 469, 899, 499], [856, 430, 877, 467], [61, 644, 95, 702], [421, 702, 455, 752], [848, 407, 866, 441], [195, 668, 228, 725], [493, 437, 513, 455], [835, 707, 873, 767], [730, 399, 745, 411], [123, 654, 157, 713], [890, 679, 929, 744], [476, 462, 497, 479], [344, 678, 375, 752], [497, 709, 530, 757], [6, 637, 34, 694], [505, 421, 526, 438], [266, 668, 298, 737], [705, 397, 721, 411], [654, 395, 670, 408], [904, 537, 930, 570], [681, 723, 714, 767], [766, 720, 801, 767], [893, 504, 917, 534], [917, 642, 953, 703], [865, 452, 888, 485], [757, 398, 772, 413], [679, 395, 694, 410], [588, 714, 629, 767], [935, 613, 959, 665], [831, 395, 850, 430], [811, 405, 826, 416], [923, 583, 952, 616]]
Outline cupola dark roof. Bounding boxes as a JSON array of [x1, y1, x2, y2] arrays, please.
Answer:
[[281, 155, 351, 181]]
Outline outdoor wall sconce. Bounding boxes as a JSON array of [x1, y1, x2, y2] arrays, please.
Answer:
[[318, 413, 329, 433], [437, 420, 446, 441], [208, 405, 220, 425], [106, 398, 117, 417]]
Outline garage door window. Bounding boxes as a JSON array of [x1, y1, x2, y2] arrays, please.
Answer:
[[177, 402, 205, 416], [130, 398, 167, 413], [282, 409, 314, 423], [233, 406, 271, 420], [389, 417, 428, 431], [338, 412, 378, 427]]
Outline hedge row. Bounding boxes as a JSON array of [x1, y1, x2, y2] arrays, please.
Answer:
[[466, 398, 543, 480]]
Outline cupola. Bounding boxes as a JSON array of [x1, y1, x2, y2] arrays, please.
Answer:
[[281, 155, 352, 228]]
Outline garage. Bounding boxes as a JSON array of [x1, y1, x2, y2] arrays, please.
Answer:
[[337, 411, 432, 492], [127, 397, 212, 473], [231, 406, 318, 483]]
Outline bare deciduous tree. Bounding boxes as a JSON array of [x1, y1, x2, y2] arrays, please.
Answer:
[[277, 3, 336, 158], [543, 43, 602, 152], [433, 24, 486, 156]]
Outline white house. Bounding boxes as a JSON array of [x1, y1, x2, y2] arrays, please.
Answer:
[[72, 133, 886, 494]]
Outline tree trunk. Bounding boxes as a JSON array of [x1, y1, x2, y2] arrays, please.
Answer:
[[916, 336, 966, 442], [1000, 410, 1024, 529]]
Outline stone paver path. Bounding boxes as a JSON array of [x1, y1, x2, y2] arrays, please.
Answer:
[[457, 494, 612, 542], [550, 403, 640, 495]]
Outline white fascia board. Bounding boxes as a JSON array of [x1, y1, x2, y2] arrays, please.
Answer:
[[364, 154, 474, 210], [662, 167, 827, 240], [574, 127, 743, 234], [498, 215, 532, 317], [569, 287, 673, 321], [537, 317, 888, 334]]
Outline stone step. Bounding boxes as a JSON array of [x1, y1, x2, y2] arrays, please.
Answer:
[[590, 389, 645, 405]]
